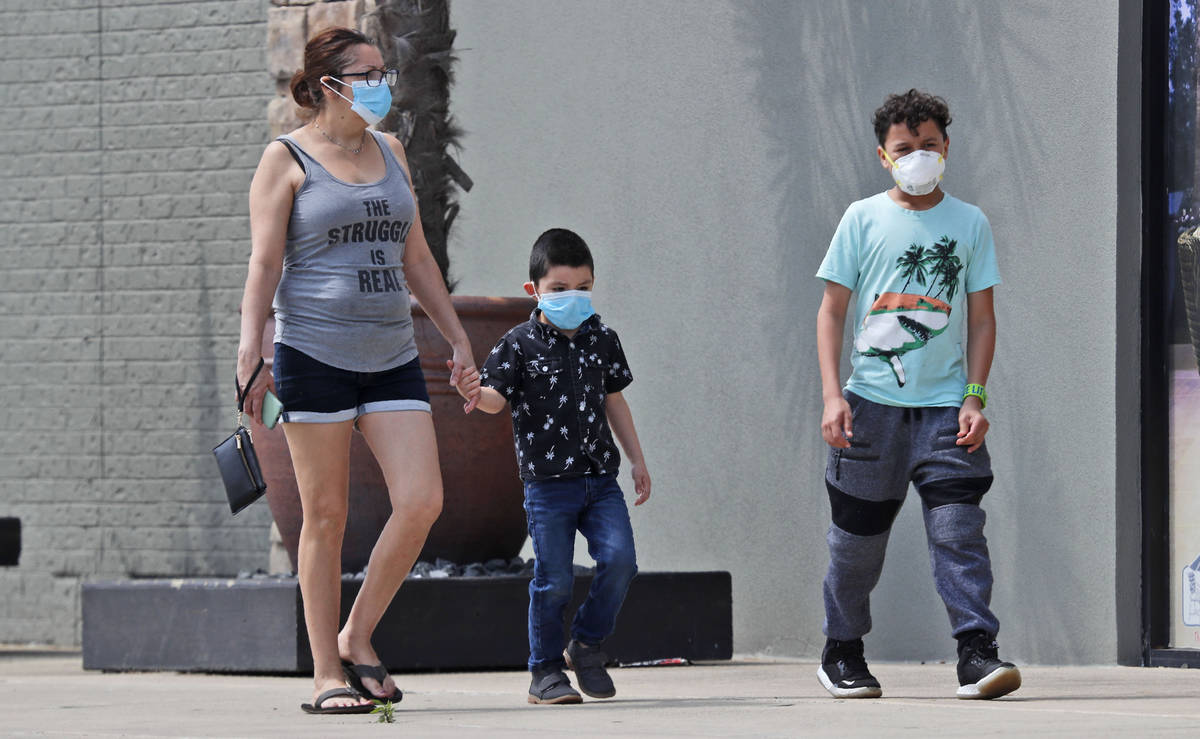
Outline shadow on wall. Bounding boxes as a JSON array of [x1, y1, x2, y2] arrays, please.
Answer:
[[736, 0, 1077, 662]]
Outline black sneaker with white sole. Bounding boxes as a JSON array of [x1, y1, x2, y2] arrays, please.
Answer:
[[956, 630, 1021, 700], [817, 638, 882, 698]]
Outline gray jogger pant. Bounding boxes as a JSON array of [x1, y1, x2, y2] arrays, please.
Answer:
[[822, 391, 1000, 641]]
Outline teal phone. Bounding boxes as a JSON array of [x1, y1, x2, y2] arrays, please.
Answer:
[[262, 391, 283, 430]]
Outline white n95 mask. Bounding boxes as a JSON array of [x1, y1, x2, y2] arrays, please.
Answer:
[[883, 149, 945, 196]]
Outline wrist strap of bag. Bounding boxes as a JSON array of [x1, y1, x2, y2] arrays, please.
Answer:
[[237, 359, 265, 414]]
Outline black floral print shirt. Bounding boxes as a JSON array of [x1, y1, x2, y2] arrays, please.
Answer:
[[481, 311, 633, 482]]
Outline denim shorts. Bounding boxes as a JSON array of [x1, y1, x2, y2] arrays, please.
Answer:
[[273, 342, 430, 423]]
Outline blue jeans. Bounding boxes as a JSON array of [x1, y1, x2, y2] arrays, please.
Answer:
[[524, 474, 638, 672]]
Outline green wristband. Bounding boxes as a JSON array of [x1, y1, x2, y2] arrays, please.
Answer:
[[964, 383, 987, 408]]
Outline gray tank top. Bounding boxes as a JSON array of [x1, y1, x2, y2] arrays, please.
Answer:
[[272, 130, 419, 372]]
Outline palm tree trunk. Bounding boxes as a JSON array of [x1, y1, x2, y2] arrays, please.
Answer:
[[363, 0, 472, 292]]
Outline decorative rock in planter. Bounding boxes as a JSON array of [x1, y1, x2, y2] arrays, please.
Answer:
[[253, 295, 531, 573]]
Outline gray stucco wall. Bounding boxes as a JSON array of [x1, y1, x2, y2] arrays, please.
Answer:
[[0, 0, 1140, 664], [449, 0, 1133, 665]]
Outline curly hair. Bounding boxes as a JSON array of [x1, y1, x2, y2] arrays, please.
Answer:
[[872, 89, 952, 146]]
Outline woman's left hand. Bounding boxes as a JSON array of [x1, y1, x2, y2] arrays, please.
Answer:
[[447, 343, 481, 413]]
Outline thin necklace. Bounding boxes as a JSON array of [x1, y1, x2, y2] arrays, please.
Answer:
[[311, 119, 365, 154]]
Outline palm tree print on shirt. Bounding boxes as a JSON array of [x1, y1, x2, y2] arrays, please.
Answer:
[[855, 235, 963, 387], [923, 236, 963, 302], [897, 244, 929, 292]]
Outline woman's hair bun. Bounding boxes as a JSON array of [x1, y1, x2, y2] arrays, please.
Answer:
[[290, 70, 317, 109], [290, 27, 374, 110]]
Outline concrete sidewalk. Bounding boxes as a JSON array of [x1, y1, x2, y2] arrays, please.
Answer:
[[2, 649, 1198, 737]]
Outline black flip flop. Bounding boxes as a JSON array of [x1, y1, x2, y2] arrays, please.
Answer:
[[342, 660, 404, 703], [300, 686, 375, 714]]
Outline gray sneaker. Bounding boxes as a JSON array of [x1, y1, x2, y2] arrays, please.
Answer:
[[527, 668, 582, 705], [564, 639, 616, 699]]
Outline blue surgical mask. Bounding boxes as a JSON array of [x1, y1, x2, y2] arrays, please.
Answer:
[[323, 77, 392, 126], [537, 290, 595, 330]]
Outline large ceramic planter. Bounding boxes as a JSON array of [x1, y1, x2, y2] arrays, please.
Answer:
[[253, 296, 530, 572]]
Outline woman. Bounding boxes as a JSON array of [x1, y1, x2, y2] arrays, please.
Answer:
[[236, 27, 480, 714]]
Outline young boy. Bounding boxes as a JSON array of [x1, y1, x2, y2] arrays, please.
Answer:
[[814, 89, 1020, 700], [455, 228, 651, 704]]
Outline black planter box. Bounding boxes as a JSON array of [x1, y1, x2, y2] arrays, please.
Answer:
[[82, 572, 732, 673]]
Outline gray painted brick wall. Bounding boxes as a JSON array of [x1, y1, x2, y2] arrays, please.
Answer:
[[0, 0, 274, 645]]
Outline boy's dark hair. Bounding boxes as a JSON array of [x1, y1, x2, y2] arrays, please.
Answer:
[[529, 228, 594, 283], [872, 89, 952, 146]]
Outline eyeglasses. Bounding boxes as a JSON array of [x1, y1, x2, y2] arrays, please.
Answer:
[[336, 68, 399, 88]]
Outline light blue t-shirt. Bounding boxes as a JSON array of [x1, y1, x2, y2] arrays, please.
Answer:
[[816, 191, 1001, 408]]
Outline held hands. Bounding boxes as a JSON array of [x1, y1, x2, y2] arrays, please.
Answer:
[[450, 361, 483, 413], [821, 396, 853, 449], [631, 461, 651, 506], [446, 343, 481, 413], [236, 350, 276, 426], [956, 396, 989, 453]]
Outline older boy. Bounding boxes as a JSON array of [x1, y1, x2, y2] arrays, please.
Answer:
[[815, 90, 1020, 700], [455, 228, 651, 704]]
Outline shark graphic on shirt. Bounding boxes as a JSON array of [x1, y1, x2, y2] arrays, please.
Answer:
[[855, 292, 951, 386], [854, 236, 963, 387]]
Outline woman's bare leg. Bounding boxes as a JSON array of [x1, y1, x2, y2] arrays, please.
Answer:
[[337, 410, 443, 699], [283, 419, 370, 708]]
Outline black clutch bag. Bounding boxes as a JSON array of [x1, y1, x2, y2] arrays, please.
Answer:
[[213, 359, 267, 514]]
